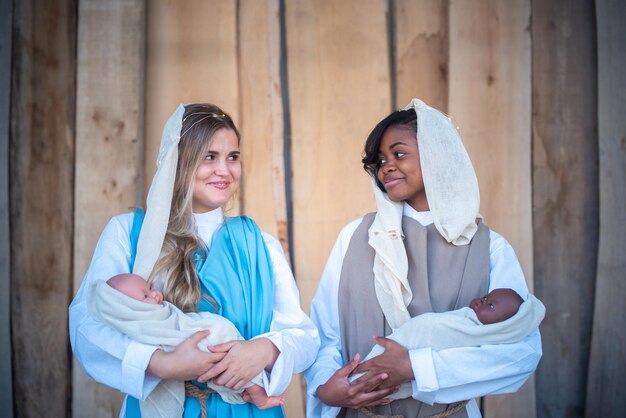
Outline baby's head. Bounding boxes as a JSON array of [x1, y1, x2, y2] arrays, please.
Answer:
[[470, 288, 523, 324], [107, 273, 164, 305]]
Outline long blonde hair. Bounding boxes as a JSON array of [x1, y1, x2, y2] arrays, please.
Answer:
[[148, 103, 240, 312]]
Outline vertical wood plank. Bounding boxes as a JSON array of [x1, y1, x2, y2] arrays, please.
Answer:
[[532, 1, 598, 417], [394, 0, 449, 111], [287, 0, 389, 316], [239, 0, 289, 254], [448, 1, 534, 416], [144, 0, 239, 212], [0, 0, 13, 414], [238, 0, 303, 416], [73, 0, 145, 416], [10, 0, 76, 416], [449, 0, 533, 287], [586, 0, 626, 416]]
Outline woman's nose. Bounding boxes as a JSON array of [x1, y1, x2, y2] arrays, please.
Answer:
[[382, 162, 396, 173], [214, 159, 229, 175]]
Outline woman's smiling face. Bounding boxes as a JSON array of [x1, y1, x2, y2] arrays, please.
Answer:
[[192, 128, 241, 213], [376, 126, 429, 211]]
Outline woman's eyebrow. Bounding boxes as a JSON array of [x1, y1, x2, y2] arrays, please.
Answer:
[[206, 150, 240, 154], [389, 141, 409, 149]]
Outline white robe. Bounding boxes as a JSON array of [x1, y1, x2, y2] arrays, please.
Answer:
[[69, 208, 320, 416], [304, 204, 542, 418]]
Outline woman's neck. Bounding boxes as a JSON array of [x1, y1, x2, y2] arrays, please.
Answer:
[[193, 207, 224, 225], [403, 202, 433, 226]]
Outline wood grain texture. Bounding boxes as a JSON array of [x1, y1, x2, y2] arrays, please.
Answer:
[[238, 1, 303, 415], [0, 0, 13, 414], [585, 1, 626, 416], [532, 1, 598, 417], [286, 0, 388, 314], [394, 0, 449, 111], [144, 0, 240, 212], [73, 0, 145, 415], [448, 2, 534, 416], [10, 0, 76, 416], [449, 0, 533, 287], [239, 0, 289, 255]]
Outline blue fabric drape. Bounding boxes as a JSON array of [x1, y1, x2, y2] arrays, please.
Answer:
[[125, 212, 283, 418]]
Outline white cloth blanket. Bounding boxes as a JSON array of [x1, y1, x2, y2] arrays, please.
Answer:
[[88, 280, 264, 417], [350, 294, 545, 400]]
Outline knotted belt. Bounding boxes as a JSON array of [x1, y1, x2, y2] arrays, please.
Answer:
[[185, 382, 215, 418], [358, 400, 469, 418]]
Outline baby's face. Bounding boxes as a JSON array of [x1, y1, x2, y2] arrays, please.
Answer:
[[110, 274, 164, 305], [470, 288, 522, 325]]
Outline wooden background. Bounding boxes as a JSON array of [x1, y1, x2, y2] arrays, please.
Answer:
[[1, 0, 624, 417]]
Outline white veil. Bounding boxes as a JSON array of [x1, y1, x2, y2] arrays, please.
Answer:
[[368, 98, 481, 329]]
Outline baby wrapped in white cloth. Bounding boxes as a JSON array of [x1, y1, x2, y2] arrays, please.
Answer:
[[350, 288, 545, 400], [88, 273, 284, 417]]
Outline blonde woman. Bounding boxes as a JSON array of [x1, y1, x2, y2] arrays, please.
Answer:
[[70, 103, 319, 418]]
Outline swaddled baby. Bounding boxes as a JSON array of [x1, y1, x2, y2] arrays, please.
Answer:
[[90, 273, 284, 417], [350, 288, 545, 400]]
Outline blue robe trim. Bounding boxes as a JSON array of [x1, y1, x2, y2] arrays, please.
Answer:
[[125, 211, 283, 418]]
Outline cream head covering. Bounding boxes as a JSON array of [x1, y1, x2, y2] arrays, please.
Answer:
[[368, 98, 480, 329], [133, 105, 186, 279]]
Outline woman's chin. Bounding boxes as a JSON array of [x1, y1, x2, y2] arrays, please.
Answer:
[[384, 190, 404, 202]]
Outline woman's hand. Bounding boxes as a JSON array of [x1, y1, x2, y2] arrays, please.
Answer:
[[317, 354, 398, 408], [146, 330, 226, 381], [353, 337, 413, 390], [198, 338, 280, 390]]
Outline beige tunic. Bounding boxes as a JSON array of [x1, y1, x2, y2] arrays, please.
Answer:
[[338, 214, 490, 418]]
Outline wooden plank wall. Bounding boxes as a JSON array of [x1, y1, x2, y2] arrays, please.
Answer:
[[5, 1, 626, 417], [73, 1, 146, 416], [287, 0, 386, 313], [449, 1, 534, 416], [0, 0, 13, 414], [238, 0, 289, 250], [586, 0, 626, 415], [532, 1, 599, 417], [10, 0, 76, 417], [394, 0, 449, 110]]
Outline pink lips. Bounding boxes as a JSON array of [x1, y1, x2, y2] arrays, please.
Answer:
[[384, 177, 404, 189], [209, 182, 230, 190]]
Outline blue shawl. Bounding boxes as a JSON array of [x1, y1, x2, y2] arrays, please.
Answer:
[[126, 209, 284, 418]]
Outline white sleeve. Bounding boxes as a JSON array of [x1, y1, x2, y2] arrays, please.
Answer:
[[304, 219, 362, 418], [253, 232, 321, 397], [69, 214, 160, 400], [408, 231, 543, 405]]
